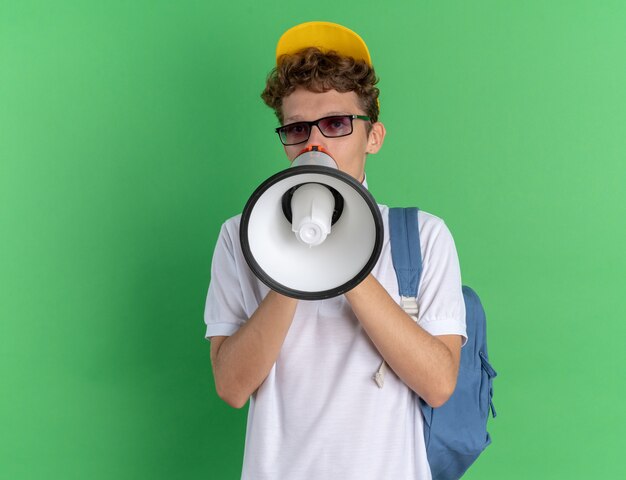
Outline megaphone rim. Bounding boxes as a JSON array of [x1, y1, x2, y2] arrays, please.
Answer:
[[240, 165, 384, 300]]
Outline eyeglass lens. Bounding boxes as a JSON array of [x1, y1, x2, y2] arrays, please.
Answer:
[[279, 116, 354, 145]]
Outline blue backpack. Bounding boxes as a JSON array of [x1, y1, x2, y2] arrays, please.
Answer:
[[388, 207, 497, 480]]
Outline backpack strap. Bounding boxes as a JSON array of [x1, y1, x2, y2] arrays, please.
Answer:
[[389, 207, 422, 318], [373, 207, 422, 388]]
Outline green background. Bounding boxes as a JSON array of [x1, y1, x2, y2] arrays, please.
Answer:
[[2, 1, 625, 478]]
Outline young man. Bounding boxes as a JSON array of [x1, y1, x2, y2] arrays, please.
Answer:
[[205, 22, 467, 479]]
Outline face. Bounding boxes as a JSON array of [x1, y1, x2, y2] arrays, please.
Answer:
[[280, 88, 385, 182]]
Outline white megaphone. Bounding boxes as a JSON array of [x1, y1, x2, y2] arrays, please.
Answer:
[[239, 146, 383, 300]]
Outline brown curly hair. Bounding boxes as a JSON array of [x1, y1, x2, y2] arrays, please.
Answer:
[[261, 47, 380, 124]]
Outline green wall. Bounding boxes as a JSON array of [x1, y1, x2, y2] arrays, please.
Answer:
[[2, 1, 625, 478]]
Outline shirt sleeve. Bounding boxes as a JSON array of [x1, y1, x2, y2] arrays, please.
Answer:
[[416, 213, 467, 344], [204, 221, 249, 339]]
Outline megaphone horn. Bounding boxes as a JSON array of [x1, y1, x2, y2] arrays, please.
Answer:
[[240, 147, 383, 300]]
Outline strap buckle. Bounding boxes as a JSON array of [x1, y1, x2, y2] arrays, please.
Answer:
[[400, 296, 419, 320]]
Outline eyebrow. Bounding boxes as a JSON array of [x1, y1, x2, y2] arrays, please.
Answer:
[[283, 112, 351, 124]]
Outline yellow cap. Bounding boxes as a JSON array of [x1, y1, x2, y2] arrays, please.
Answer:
[[276, 21, 372, 66]]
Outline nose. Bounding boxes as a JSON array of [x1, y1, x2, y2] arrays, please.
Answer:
[[306, 125, 326, 148]]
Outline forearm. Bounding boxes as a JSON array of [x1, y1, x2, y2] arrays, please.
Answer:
[[210, 291, 298, 408], [345, 275, 460, 407]]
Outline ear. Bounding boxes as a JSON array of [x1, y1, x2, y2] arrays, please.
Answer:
[[366, 122, 386, 154]]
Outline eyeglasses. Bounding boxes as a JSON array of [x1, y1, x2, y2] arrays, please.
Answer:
[[275, 114, 371, 146]]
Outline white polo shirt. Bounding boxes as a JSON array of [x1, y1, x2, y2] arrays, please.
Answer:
[[205, 205, 466, 480]]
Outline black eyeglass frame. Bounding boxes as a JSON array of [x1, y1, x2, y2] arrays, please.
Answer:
[[275, 114, 371, 146]]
